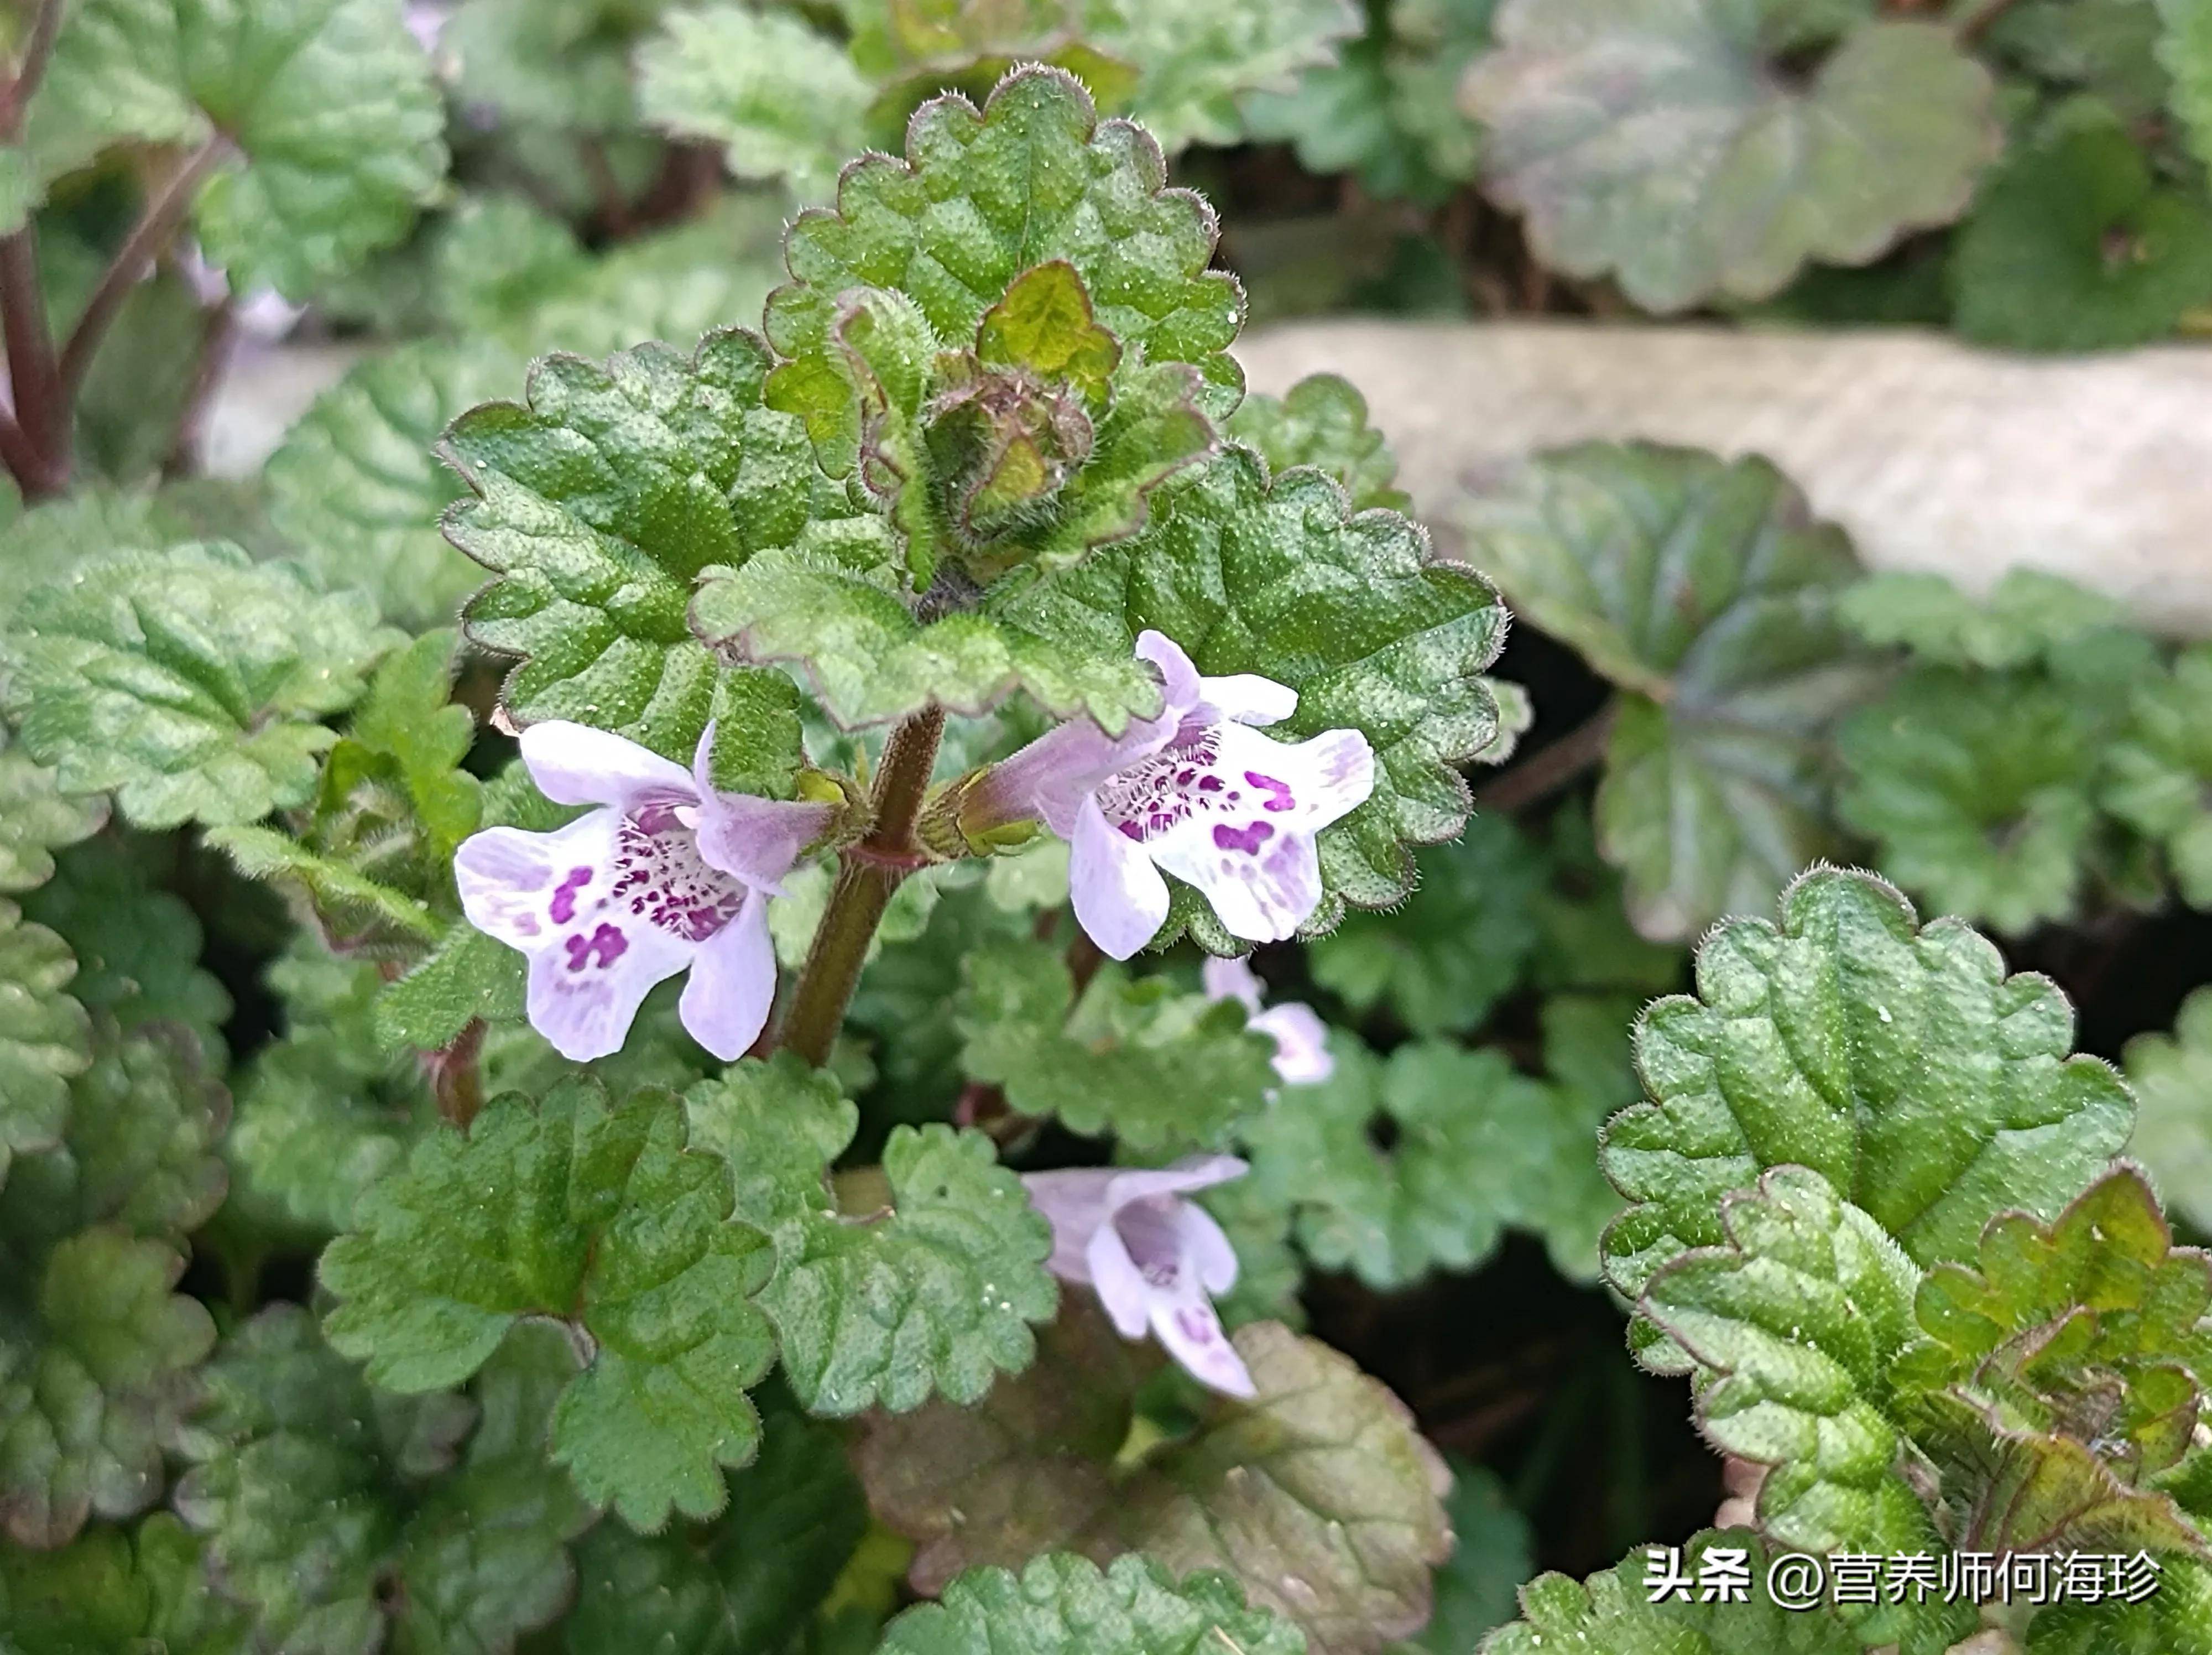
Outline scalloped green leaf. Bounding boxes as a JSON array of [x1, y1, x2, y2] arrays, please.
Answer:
[[442, 329, 849, 763], [638, 4, 870, 201], [1951, 100, 2212, 350], [684, 1057, 1056, 1415], [2107, 642, 2212, 909], [0, 1511, 249, 1654], [320, 1078, 776, 1529], [875, 1553, 1307, 1655], [264, 339, 525, 632], [23, 0, 448, 298], [2, 543, 402, 830], [1838, 667, 2103, 934], [953, 936, 1277, 1151], [564, 1406, 868, 1654], [0, 750, 104, 897], [2127, 987, 2212, 1235], [1222, 372, 1408, 513], [1307, 813, 1542, 1037], [1481, 1529, 1879, 1655], [862, 1313, 1447, 1655], [1895, 1166, 2212, 1484], [1641, 1165, 1923, 1554], [1241, 1035, 1558, 1289], [1098, 0, 1361, 153], [993, 447, 1510, 925], [1464, 3, 1998, 311], [22, 836, 231, 1061], [763, 65, 1246, 477], [1840, 566, 2128, 671], [1457, 442, 1878, 941], [441, 0, 648, 133], [0, 900, 92, 1189], [1600, 866, 2136, 1367], [2026, 1555, 2212, 1653]]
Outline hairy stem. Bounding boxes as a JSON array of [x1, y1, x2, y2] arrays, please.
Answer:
[[430, 1018, 487, 1130], [1473, 699, 1620, 815], [58, 138, 227, 408], [776, 703, 948, 1066], [0, 0, 64, 140], [163, 295, 237, 477], [0, 226, 65, 495]]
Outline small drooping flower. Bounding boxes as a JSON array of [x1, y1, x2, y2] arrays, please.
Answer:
[[455, 721, 834, 1063], [969, 631, 1374, 959], [1022, 1155, 1255, 1397], [1202, 956, 1333, 1086]]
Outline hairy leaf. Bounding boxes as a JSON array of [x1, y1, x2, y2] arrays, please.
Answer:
[[443, 329, 845, 764], [864, 1313, 1448, 1655], [1222, 372, 1408, 513], [954, 937, 1277, 1149], [24, 0, 448, 297], [1601, 866, 2134, 1366], [1307, 813, 1542, 1036], [321, 1078, 777, 1528], [1642, 1166, 1923, 1553], [685, 1059, 1056, 1415], [1840, 566, 2128, 671], [2106, 643, 2212, 909], [1465, 2, 1997, 311], [265, 338, 525, 632], [1457, 442, 1878, 940], [2026, 1555, 2212, 1653], [638, 5, 870, 200], [2, 543, 401, 830], [1952, 101, 2212, 350], [875, 1553, 1307, 1655], [1838, 668, 2103, 934], [1098, 0, 1361, 153], [0, 901, 92, 1188]]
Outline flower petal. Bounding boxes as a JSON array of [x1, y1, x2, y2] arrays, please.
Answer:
[[676, 889, 778, 1060], [1148, 1266, 1254, 1398], [1150, 817, 1324, 944], [1199, 955, 1265, 1012], [454, 813, 622, 951], [1253, 1002, 1335, 1086], [1023, 1169, 1118, 1283], [1133, 630, 1204, 717], [1175, 1200, 1241, 1297], [1102, 1154, 1248, 1212], [1086, 1214, 1152, 1339], [1197, 672, 1297, 728], [693, 797, 837, 894], [1070, 795, 1171, 960], [524, 910, 694, 1062], [519, 721, 693, 810], [980, 710, 1176, 839]]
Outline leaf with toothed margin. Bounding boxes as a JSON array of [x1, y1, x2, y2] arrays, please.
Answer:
[[875, 1553, 1308, 1655], [1599, 866, 2136, 1373], [0, 901, 92, 1190], [1223, 372, 1408, 513], [987, 446, 1509, 935], [1639, 1165, 1926, 1555], [1464, 1, 1998, 313], [0, 748, 104, 897], [682, 1058, 1057, 1417], [1097, 0, 1363, 154], [319, 1079, 777, 1530], [441, 327, 860, 763], [2106, 643, 2212, 911], [0, 1511, 253, 1655], [952, 936, 1278, 1151], [1457, 441, 1881, 942], [264, 338, 526, 633], [860, 1313, 1449, 1655], [2, 543, 403, 830], [763, 65, 1246, 478]]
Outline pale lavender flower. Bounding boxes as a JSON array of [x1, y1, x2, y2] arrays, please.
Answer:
[[971, 631, 1374, 960], [455, 722, 833, 1063], [1022, 1155, 1255, 1397], [1201, 956, 1333, 1086]]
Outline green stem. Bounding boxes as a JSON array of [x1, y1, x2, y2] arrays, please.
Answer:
[[775, 702, 947, 1066]]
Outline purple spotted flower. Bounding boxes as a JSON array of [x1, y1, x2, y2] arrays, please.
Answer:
[[1022, 1154, 1255, 1397], [972, 632, 1375, 959], [454, 722, 834, 1063], [1202, 956, 1333, 1086]]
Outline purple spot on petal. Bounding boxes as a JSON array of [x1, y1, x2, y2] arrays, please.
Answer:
[[1245, 772, 1295, 813], [549, 865, 593, 924], [563, 923, 629, 971], [1197, 775, 1223, 793], [1118, 820, 1145, 841], [1176, 1307, 1219, 1345], [1213, 821, 1275, 855]]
